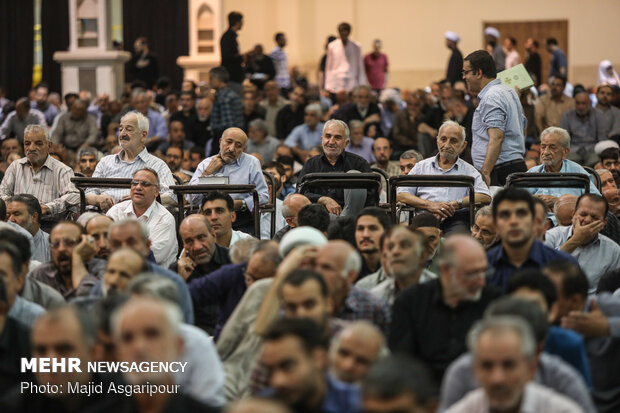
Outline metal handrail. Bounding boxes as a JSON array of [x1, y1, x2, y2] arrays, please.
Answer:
[[389, 175, 476, 224], [297, 172, 382, 206], [262, 171, 277, 239], [582, 166, 601, 192], [71, 177, 133, 214], [505, 172, 591, 193], [371, 167, 391, 205]]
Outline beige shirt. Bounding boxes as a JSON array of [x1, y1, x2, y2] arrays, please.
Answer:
[[535, 94, 574, 132]]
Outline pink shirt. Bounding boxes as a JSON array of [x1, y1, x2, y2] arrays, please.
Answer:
[[364, 53, 388, 90]]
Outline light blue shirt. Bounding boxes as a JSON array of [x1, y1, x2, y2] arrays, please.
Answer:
[[146, 108, 168, 139], [346, 136, 376, 164], [397, 155, 490, 201], [189, 152, 269, 210], [32, 229, 50, 263], [526, 160, 601, 197], [8, 296, 45, 327], [472, 78, 526, 170], [284, 122, 324, 150], [544, 225, 620, 294]]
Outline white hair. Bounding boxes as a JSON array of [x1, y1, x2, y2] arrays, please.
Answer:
[[23, 124, 51, 143], [111, 296, 182, 340], [540, 126, 571, 148], [121, 110, 150, 135], [467, 315, 537, 359], [324, 119, 350, 139], [438, 120, 466, 147], [305, 103, 322, 117], [341, 249, 362, 278]]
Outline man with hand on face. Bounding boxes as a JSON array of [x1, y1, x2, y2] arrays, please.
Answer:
[[84, 214, 113, 260], [86, 111, 176, 211], [355, 207, 391, 279], [6, 194, 50, 262], [544, 193, 620, 293], [190, 127, 269, 234], [106, 168, 178, 268], [397, 121, 491, 233], [297, 119, 377, 217]]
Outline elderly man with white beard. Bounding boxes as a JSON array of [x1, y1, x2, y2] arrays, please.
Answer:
[[397, 120, 491, 234]]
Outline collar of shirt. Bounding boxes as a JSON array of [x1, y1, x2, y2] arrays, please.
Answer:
[[477, 78, 502, 101], [115, 146, 148, 164], [430, 154, 460, 172], [320, 152, 346, 167], [489, 239, 547, 268], [121, 198, 157, 220], [18, 155, 54, 171], [567, 225, 601, 246]]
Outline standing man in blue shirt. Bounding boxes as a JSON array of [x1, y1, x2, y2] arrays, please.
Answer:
[[463, 50, 527, 186], [546, 38, 568, 81], [487, 188, 577, 292]]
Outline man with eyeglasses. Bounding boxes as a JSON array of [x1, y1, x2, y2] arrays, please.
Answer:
[[30, 221, 102, 299], [390, 234, 500, 383], [487, 188, 577, 292], [106, 168, 177, 268]]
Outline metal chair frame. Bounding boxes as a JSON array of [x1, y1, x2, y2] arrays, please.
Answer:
[[505, 172, 591, 194]]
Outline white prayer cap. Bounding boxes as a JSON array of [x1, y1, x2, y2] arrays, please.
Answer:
[[594, 140, 620, 156], [445, 31, 460, 42], [484, 27, 500, 39], [279, 226, 327, 257]]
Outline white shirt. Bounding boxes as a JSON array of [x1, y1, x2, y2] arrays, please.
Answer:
[[229, 229, 255, 248], [325, 38, 367, 93], [106, 199, 178, 268], [260, 198, 286, 240]]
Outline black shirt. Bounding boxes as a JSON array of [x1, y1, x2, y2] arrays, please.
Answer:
[[389, 278, 501, 382], [0, 317, 31, 391], [220, 29, 244, 83], [169, 244, 231, 334], [170, 108, 211, 148], [297, 152, 378, 207], [446, 48, 463, 86], [333, 102, 381, 125], [525, 51, 542, 87], [275, 104, 305, 139]]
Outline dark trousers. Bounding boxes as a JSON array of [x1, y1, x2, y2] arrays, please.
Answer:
[[440, 208, 471, 235], [490, 159, 527, 186], [233, 209, 256, 236]]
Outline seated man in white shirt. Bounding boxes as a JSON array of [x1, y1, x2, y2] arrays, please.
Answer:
[[6, 194, 50, 263], [201, 190, 254, 248], [106, 168, 178, 268], [85, 111, 176, 211], [397, 120, 491, 233]]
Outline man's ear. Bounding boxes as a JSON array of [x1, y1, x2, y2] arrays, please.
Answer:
[[231, 211, 237, 223], [459, 140, 468, 154]]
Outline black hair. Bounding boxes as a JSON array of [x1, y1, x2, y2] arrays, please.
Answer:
[[280, 269, 329, 298], [464, 50, 497, 79], [275, 155, 294, 167], [201, 190, 234, 212], [356, 207, 392, 232], [64, 92, 79, 102], [8, 194, 43, 221], [508, 37, 517, 46], [0, 241, 23, 278], [552, 74, 567, 87], [338, 22, 351, 33], [0, 275, 6, 306], [363, 355, 435, 406], [492, 188, 535, 221], [263, 318, 327, 353], [532, 40, 539, 48], [0, 198, 5, 221], [228, 11, 243, 27], [155, 76, 171, 89], [507, 269, 557, 310], [327, 215, 357, 247], [599, 147, 619, 162], [546, 37, 558, 46], [543, 260, 589, 299], [486, 296, 549, 344], [209, 66, 230, 83], [575, 193, 608, 217], [275, 32, 285, 42], [298, 204, 330, 233], [596, 269, 620, 294], [0, 228, 31, 262], [180, 90, 197, 100], [95, 293, 129, 335], [189, 145, 205, 157], [410, 212, 440, 229], [262, 161, 286, 178]]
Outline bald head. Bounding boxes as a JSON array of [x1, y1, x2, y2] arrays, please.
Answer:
[[330, 320, 384, 383], [315, 240, 361, 288], [282, 194, 311, 228], [554, 194, 577, 226], [443, 234, 486, 266], [220, 127, 248, 163]]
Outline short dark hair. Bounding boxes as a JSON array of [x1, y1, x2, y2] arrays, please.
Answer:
[[189, 145, 204, 157], [464, 50, 497, 79], [543, 260, 589, 299], [507, 269, 557, 310], [0, 198, 5, 221], [51, 220, 85, 235], [180, 90, 197, 100], [262, 161, 286, 178], [228, 11, 243, 27], [486, 296, 549, 344], [0, 229, 31, 262], [280, 269, 328, 299], [338, 22, 351, 33], [133, 167, 159, 187], [298, 204, 330, 233], [201, 190, 234, 212], [0, 241, 23, 278], [532, 197, 549, 216], [356, 207, 392, 232], [7, 194, 42, 221], [209, 66, 230, 83], [275, 32, 285, 42], [596, 269, 620, 294], [508, 37, 517, 46], [362, 355, 435, 405], [410, 212, 440, 229], [575, 193, 608, 217], [546, 37, 558, 46], [327, 216, 356, 247], [532, 40, 539, 48], [552, 74, 567, 87], [263, 318, 326, 354], [275, 155, 294, 167], [0, 275, 7, 306], [492, 188, 535, 221], [599, 147, 619, 162], [64, 92, 79, 102]]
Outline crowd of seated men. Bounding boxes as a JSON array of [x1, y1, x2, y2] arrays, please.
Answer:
[[1, 28, 620, 413]]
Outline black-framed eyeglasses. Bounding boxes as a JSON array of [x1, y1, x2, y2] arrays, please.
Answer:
[[462, 69, 474, 76], [131, 180, 157, 188], [50, 238, 81, 249]]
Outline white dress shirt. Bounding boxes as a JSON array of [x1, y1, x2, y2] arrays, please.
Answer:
[[106, 200, 178, 268]]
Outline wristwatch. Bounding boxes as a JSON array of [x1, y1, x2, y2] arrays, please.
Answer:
[[457, 198, 463, 209], [239, 200, 248, 212]]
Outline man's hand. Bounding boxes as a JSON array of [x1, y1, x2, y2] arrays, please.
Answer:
[[202, 155, 225, 176], [98, 195, 116, 212], [177, 250, 196, 281], [277, 245, 319, 279], [318, 196, 342, 216], [561, 299, 610, 337], [426, 201, 455, 219], [534, 194, 558, 209], [364, 114, 381, 125], [41, 204, 51, 215], [570, 219, 605, 247], [74, 234, 97, 263], [481, 171, 491, 187]]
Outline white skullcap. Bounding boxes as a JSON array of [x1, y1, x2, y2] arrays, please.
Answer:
[[279, 226, 327, 257], [445, 31, 460, 42], [484, 27, 500, 39], [594, 140, 620, 156]]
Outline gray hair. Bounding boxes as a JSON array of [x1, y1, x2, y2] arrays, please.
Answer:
[[111, 294, 182, 339], [77, 146, 101, 161], [467, 315, 537, 360], [597, 168, 612, 177], [330, 320, 389, 361], [438, 120, 466, 147], [353, 84, 372, 96], [400, 149, 423, 162], [36, 305, 97, 350], [109, 219, 149, 242], [127, 273, 181, 306], [131, 87, 147, 100], [305, 103, 322, 117], [540, 126, 570, 148], [342, 249, 362, 278], [349, 119, 364, 131], [133, 167, 160, 187], [324, 119, 350, 139], [76, 211, 103, 227], [475, 205, 493, 220], [121, 110, 150, 135], [250, 240, 282, 268], [229, 237, 260, 264], [23, 124, 51, 143], [248, 118, 268, 135]]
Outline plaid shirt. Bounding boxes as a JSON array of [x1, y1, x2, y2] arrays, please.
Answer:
[[337, 286, 391, 335], [210, 86, 244, 131]]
